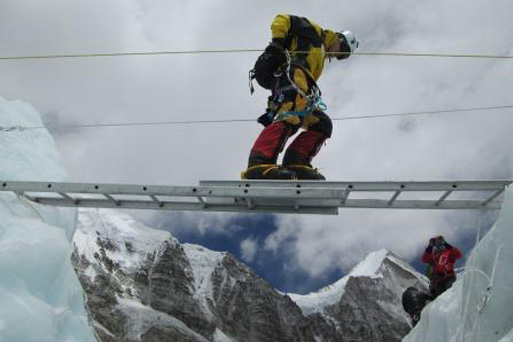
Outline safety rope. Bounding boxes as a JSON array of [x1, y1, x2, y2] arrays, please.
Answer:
[[283, 50, 319, 103], [456, 212, 483, 342], [477, 245, 502, 313], [0, 104, 511, 133], [1, 49, 513, 61]]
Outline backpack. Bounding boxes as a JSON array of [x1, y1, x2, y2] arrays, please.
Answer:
[[249, 36, 292, 93], [249, 50, 285, 93]]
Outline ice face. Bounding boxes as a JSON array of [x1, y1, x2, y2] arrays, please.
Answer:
[[0, 97, 96, 342], [403, 186, 513, 342]]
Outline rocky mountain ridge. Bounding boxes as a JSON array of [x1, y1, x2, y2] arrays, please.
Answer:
[[72, 208, 428, 342]]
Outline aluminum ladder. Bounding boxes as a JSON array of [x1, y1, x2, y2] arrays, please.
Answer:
[[1, 180, 510, 215]]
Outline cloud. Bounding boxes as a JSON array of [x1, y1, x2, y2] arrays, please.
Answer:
[[240, 238, 258, 263]]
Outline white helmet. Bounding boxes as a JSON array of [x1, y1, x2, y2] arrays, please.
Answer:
[[339, 30, 359, 53]]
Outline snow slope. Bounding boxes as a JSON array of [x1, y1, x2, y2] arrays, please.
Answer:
[[74, 208, 174, 279], [403, 186, 513, 342], [0, 97, 97, 342], [183, 243, 226, 318]]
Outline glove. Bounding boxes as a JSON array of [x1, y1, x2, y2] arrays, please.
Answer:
[[425, 246, 433, 253], [257, 112, 275, 127], [264, 38, 287, 66], [265, 38, 285, 54], [428, 238, 436, 246]]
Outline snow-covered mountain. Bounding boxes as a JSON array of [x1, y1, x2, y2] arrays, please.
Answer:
[[289, 249, 427, 315], [72, 208, 427, 342], [289, 249, 428, 341]]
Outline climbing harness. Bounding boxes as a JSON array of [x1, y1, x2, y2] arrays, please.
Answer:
[[258, 50, 328, 125]]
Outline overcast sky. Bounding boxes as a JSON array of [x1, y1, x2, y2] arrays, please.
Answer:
[[1, 0, 512, 293]]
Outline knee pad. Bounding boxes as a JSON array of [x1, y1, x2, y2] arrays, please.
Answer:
[[308, 111, 333, 137]]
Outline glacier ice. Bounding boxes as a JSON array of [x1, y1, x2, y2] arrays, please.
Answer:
[[403, 186, 513, 342], [0, 97, 97, 342]]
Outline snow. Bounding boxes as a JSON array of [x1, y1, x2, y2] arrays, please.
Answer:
[[74, 208, 174, 275], [0, 97, 96, 341], [349, 248, 390, 278], [403, 185, 513, 342], [117, 297, 210, 342], [213, 328, 236, 342], [288, 249, 391, 315], [183, 243, 226, 318]]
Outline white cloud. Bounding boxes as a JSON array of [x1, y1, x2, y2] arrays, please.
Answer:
[[240, 238, 258, 263]]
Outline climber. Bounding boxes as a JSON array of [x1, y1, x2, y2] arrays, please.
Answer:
[[242, 14, 359, 180], [422, 235, 462, 298]]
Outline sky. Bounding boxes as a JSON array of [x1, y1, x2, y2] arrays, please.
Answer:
[[1, 0, 513, 293]]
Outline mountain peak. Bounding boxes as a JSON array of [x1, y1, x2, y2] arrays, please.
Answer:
[[287, 248, 420, 316]]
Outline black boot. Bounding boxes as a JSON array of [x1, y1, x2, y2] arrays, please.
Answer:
[[282, 130, 329, 180], [284, 164, 325, 180], [241, 164, 297, 180]]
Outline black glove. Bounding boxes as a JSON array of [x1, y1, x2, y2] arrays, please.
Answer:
[[257, 112, 275, 127], [428, 238, 436, 247], [264, 38, 287, 66], [265, 38, 285, 54], [425, 246, 433, 253]]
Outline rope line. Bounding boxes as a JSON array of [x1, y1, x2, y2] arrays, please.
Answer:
[[1, 49, 513, 61], [1, 104, 510, 132]]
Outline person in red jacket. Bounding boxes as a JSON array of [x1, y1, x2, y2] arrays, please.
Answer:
[[422, 235, 462, 298]]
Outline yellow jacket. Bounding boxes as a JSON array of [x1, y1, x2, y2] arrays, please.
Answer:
[[271, 14, 339, 82]]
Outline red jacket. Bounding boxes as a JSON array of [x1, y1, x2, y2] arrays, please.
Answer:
[[422, 244, 462, 278]]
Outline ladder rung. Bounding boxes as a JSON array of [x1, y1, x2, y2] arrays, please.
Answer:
[[294, 200, 300, 211], [17, 191, 38, 203], [58, 192, 78, 205], [435, 190, 453, 206], [482, 188, 506, 206], [388, 191, 402, 205], [340, 190, 351, 205], [196, 196, 207, 208], [103, 193, 120, 206], [247, 198, 254, 209], [149, 195, 163, 207]]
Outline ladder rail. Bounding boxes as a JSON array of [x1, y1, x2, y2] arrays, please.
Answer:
[[201, 180, 511, 192], [0, 181, 344, 199]]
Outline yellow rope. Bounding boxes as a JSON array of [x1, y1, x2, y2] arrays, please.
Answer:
[[1, 49, 512, 61]]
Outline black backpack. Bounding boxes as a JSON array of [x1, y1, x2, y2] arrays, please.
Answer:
[[249, 51, 284, 92], [249, 38, 291, 93]]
